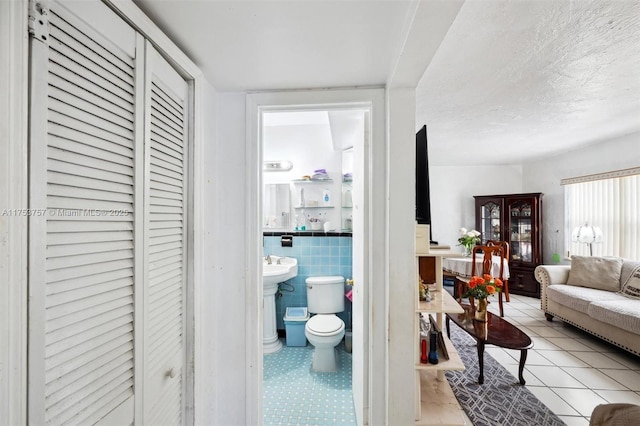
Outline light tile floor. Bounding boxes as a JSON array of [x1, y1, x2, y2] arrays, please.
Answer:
[[486, 293, 640, 425], [263, 340, 356, 426]]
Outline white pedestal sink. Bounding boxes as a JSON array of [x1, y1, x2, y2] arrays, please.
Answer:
[[263, 256, 298, 354]]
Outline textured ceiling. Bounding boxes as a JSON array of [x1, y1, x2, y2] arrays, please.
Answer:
[[416, 0, 640, 165]]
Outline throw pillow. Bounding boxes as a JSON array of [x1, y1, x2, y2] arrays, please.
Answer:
[[567, 256, 623, 292], [621, 265, 640, 299]]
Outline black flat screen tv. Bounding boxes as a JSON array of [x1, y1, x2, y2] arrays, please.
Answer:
[[416, 125, 435, 243]]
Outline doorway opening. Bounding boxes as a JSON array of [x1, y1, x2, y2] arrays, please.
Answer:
[[260, 107, 365, 424], [247, 88, 386, 426]]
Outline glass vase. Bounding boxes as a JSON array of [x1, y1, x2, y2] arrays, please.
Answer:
[[475, 298, 488, 322]]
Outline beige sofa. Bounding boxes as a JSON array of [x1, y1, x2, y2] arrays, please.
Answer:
[[535, 256, 640, 356]]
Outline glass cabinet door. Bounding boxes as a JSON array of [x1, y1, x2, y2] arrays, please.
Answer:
[[509, 201, 533, 263], [479, 201, 501, 243]]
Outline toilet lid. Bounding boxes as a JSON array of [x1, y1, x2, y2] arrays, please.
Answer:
[[306, 315, 344, 335]]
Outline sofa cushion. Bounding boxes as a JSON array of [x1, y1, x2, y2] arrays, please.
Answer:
[[621, 264, 640, 299], [567, 256, 623, 292], [588, 300, 640, 336], [621, 260, 640, 286], [546, 284, 629, 314]]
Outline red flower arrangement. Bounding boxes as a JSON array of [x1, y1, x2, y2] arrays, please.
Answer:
[[462, 274, 503, 300]]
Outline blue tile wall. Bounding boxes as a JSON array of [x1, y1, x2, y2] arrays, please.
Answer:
[[263, 235, 353, 330]]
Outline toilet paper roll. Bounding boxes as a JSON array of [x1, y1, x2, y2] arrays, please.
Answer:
[[323, 221, 332, 232]]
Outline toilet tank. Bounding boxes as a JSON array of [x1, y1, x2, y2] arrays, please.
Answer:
[[306, 276, 345, 314]]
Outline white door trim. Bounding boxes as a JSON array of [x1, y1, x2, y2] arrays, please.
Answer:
[[0, 1, 29, 424], [246, 88, 386, 425]]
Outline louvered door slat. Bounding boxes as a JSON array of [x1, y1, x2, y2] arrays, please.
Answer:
[[48, 136, 134, 168], [72, 385, 133, 426], [150, 190, 183, 205], [49, 86, 133, 130], [49, 50, 133, 102], [49, 74, 133, 123], [48, 220, 133, 233], [150, 172, 183, 189], [151, 85, 184, 124], [151, 83, 182, 115], [48, 146, 133, 175], [46, 347, 133, 397], [49, 369, 133, 426], [45, 328, 134, 388], [46, 305, 133, 346], [48, 159, 133, 185], [49, 19, 134, 84], [150, 99, 183, 135], [46, 276, 133, 309], [150, 163, 182, 182], [151, 147, 183, 169], [48, 230, 132, 246], [48, 9, 134, 73], [48, 184, 133, 204], [48, 123, 134, 159], [49, 98, 134, 140], [150, 181, 182, 196], [46, 313, 133, 363], [149, 205, 183, 215], [48, 172, 134, 197], [47, 240, 134, 258], [150, 153, 183, 175], [148, 233, 182, 247], [44, 330, 133, 385], [49, 62, 134, 113], [150, 125, 184, 155], [49, 111, 134, 150], [149, 241, 182, 254]]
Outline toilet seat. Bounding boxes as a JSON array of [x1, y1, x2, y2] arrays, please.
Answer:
[[306, 315, 344, 336]]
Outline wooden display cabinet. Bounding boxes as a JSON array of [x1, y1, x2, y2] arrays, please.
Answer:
[[474, 193, 543, 298]]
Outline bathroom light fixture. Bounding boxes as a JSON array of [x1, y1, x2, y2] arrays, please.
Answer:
[[263, 160, 293, 172], [571, 222, 603, 256]]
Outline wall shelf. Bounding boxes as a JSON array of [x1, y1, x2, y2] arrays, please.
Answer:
[[292, 179, 333, 183], [414, 250, 466, 425], [294, 206, 335, 209]]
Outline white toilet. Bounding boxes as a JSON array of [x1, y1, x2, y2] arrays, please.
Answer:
[[304, 276, 346, 372]]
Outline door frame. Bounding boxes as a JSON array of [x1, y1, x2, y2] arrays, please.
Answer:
[[246, 88, 387, 425]]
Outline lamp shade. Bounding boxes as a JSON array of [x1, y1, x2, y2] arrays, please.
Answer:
[[571, 223, 603, 244]]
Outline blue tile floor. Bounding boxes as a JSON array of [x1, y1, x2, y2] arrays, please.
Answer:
[[263, 339, 356, 426]]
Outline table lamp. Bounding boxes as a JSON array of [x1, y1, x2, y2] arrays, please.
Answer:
[[571, 223, 603, 256]]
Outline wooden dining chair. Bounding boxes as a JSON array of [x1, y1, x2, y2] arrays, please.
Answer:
[[486, 240, 510, 302], [471, 244, 506, 317]]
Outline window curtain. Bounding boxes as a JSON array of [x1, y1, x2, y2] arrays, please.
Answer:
[[563, 168, 640, 260]]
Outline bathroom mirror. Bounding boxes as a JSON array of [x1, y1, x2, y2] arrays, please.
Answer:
[[263, 183, 291, 230]]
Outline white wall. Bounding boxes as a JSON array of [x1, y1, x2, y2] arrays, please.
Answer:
[[198, 91, 249, 425], [522, 132, 640, 264], [429, 165, 523, 248]]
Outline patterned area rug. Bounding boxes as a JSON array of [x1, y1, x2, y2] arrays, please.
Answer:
[[446, 323, 566, 426]]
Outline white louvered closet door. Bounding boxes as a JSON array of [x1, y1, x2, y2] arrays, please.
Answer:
[[142, 44, 189, 426], [28, 1, 189, 425]]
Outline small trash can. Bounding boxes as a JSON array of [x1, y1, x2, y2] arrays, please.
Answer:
[[284, 307, 309, 347]]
